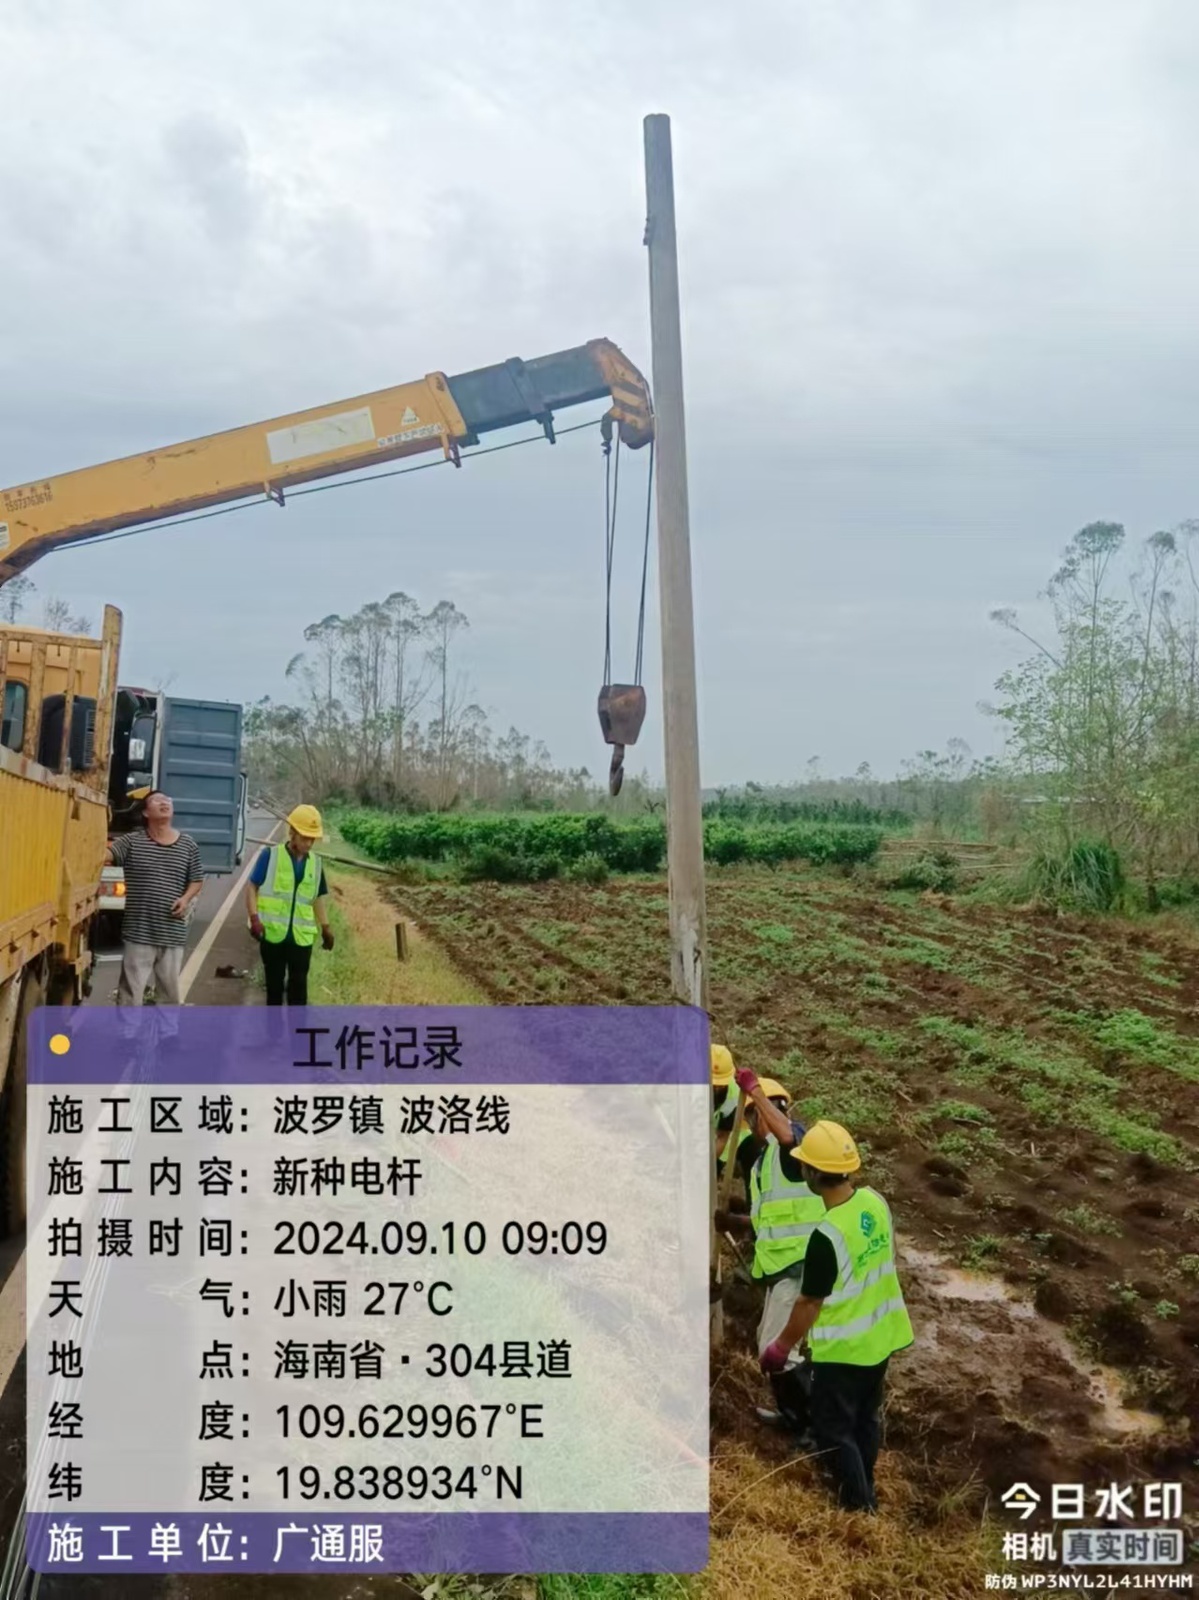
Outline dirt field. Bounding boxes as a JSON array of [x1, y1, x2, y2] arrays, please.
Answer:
[[391, 865, 1199, 1567]]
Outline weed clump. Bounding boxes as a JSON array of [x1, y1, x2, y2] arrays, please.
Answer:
[[1013, 838, 1125, 913], [885, 848, 960, 893]]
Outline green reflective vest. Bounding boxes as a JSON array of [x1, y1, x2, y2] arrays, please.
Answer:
[[713, 1088, 750, 1172], [749, 1139, 825, 1280], [712, 1086, 735, 1132], [717, 1121, 752, 1172], [808, 1187, 914, 1367], [257, 845, 321, 947]]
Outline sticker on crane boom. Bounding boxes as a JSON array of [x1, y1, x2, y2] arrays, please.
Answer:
[[0, 524, 8, 552], [266, 406, 375, 466], [376, 422, 443, 449]]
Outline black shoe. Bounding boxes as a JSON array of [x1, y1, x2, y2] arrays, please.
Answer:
[[754, 1408, 816, 1448]]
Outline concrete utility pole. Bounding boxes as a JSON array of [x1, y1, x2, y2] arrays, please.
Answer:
[[643, 114, 721, 1341], [644, 113, 709, 1015]]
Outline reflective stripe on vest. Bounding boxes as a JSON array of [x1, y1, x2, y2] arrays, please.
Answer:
[[258, 845, 321, 947], [808, 1187, 914, 1366], [749, 1140, 825, 1280], [717, 1122, 752, 1170]]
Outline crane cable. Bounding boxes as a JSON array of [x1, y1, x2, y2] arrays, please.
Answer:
[[34, 417, 603, 557], [634, 439, 655, 685], [602, 433, 655, 688]]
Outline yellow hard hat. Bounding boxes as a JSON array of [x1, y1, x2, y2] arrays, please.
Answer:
[[755, 1078, 791, 1106], [287, 804, 324, 839], [797, 1119, 861, 1174], [710, 1045, 735, 1087]]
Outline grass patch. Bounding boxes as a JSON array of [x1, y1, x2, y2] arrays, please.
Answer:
[[796, 1074, 897, 1135], [935, 1126, 1000, 1164], [880, 936, 955, 973], [855, 970, 895, 999], [918, 1016, 1191, 1167], [1071, 1102, 1186, 1165], [931, 1099, 993, 1125], [1108, 1279, 1141, 1307], [1058, 1203, 1121, 1237], [1078, 1007, 1199, 1083], [311, 868, 485, 1006], [1138, 952, 1183, 990], [962, 1234, 1003, 1270]]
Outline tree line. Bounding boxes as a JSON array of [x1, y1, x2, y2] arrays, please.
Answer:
[[244, 591, 655, 814], [16, 521, 1195, 903], [1, 575, 92, 632]]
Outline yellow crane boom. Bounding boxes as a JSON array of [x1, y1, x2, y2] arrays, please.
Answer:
[[0, 337, 653, 584]]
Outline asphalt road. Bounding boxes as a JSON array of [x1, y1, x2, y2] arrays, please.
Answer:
[[0, 808, 290, 1598]]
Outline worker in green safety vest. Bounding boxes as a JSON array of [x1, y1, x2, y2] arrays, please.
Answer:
[[245, 804, 335, 1006], [715, 1074, 791, 1225], [711, 1045, 753, 1182], [718, 1069, 825, 1439], [759, 1119, 914, 1513]]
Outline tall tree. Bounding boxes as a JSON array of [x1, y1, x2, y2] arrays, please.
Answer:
[[384, 591, 426, 793], [40, 596, 92, 633], [1, 575, 35, 624], [992, 521, 1199, 892], [423, 600, 469, 809]]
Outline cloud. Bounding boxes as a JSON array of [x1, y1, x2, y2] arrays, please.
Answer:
[[161, 114, 257, 245], [1, 0, 1197, 780]]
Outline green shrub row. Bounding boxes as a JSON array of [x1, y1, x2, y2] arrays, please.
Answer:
[[338, 810, 884, 880], [704, 795, 909, 828]]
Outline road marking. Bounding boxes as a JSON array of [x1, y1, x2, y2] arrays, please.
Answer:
[[180, 819, 282, 999]]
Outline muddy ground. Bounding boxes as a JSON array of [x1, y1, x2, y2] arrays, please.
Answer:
[[397, 868, 1199, 1532]]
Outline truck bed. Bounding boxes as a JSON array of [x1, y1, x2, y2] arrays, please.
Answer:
[[0, 746, 108, 988]]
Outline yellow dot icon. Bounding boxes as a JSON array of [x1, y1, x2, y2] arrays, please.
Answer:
[[49, 1034, 71, 1056]]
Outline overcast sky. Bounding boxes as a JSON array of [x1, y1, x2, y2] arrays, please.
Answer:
[[2, 0, 1195, 786]]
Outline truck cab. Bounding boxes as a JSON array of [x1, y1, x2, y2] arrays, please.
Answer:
[[99, 689, 248, 924]]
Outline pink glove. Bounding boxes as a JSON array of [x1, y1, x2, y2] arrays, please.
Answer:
[[759, 1339, 790, 1374], [735, 1067, 760, 1095], [249, 915, 264, 941]]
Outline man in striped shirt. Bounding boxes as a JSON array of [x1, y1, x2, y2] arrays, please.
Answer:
[[105, 790, 204, 1006]]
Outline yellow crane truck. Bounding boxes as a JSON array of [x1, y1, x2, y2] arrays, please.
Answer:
[[0, 336, 654, 1232]]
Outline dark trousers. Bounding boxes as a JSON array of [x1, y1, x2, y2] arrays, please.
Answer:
[[260, 935, 313, 1006], [810, 1358, 888, 1512], [770, 1364, 813, 1433]]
